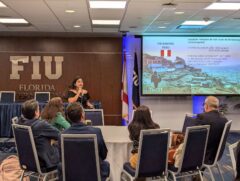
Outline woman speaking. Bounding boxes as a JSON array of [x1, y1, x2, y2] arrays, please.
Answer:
[[67, 76, 94, 109]]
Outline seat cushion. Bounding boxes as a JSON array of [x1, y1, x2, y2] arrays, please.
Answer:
[[123, 162, 135, 177]]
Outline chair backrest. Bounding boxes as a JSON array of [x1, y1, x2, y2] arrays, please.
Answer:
[[182, 114, 197, 133], [229, 141, 239, 177], [34, 92, 50, 103], [213, 120, 232, 164], [11, 116, 18, 124], [12, 124, 41, 174], [61, 134, 101, 181], [84, 109, 104, 126], [135, 129, 170, 178], [0, 91, 15, 103], [178, 125, 210, 173]]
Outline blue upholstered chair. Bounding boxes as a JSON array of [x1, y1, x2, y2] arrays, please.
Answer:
[[168, 125, 210, 181], [202, 120, 232, 181], [121, 129, 170, 181], [84, 109, 104, 126], [61, 134, 109, 181], [12, 124, 58, 181], [229, 141, 240, 178], [0, 91, 15, 103], [34, 92, 50, 103]]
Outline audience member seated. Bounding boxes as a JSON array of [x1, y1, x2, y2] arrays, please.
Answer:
[[236, 141, 240, 181], [195, 96, 228, 164], [128, 105, 160, 169], [67, 76, 94, 109], [17, 99, 60, 170], [41, 97, 70, 131], [168, 133, 184, 168], [60, 102, 109, 180]]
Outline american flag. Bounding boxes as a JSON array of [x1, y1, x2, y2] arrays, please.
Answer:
[[121, 51, 129, 124]]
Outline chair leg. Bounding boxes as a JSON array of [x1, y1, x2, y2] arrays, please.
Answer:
[[164, 175, 167, 181], [20, 170, 25, 181], [216, 163, 224, 181], [121, 170, 132, 181], [168, 171, 177, 181], [205, 166, 215, 181], [43, 174, 48, 181], [198, 170, 204, 181]]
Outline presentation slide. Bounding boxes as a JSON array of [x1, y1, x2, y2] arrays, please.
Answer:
[[142, 36, 240, 95]]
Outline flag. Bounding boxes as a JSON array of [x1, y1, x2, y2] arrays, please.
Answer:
[[121, 51, 129, 124], [132, 52, 140, 109], [160, 49, 171, 57]]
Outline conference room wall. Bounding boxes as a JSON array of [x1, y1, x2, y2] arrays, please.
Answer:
[[141, 97, 240, 131], [0, 37, 122, 125]]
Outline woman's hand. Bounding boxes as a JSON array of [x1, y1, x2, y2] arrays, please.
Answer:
[[87, 101, 94, 109], [82, 89, 88, 95], [77, 88, 83, 95]]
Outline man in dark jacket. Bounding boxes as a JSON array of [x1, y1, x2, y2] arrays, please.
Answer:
[[61, 102, 109, 180], [17, 99, 60, 170], [195, 96, 228, 164]]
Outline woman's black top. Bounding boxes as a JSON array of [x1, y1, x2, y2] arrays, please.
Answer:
[[67, 90, 90, 108]]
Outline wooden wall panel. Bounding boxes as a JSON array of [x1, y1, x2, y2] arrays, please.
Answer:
[[0, 37, 122, 125]]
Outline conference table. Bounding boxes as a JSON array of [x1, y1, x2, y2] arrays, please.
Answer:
[[96, 126, 132, 181]]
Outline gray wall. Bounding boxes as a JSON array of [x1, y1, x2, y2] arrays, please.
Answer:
[[141, 97, 240, 131]]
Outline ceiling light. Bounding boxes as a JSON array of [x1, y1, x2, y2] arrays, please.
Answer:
[[177, 25, 206, 29], [175, 11, 184, 14], [181, 20, 215, 26], [0, 18, 28, 24], [0, 2, 6, 7], [73, 25, 81, 28], [205, 3, 240, 10], [158, 26, 166, 29], [89, 1, 126, 9], [65, 10, 75, 13], [92, 20, 120, 25]]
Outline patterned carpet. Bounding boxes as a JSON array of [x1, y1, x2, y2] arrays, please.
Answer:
[[202, 132, 240, 181]]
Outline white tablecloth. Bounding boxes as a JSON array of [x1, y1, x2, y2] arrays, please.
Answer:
[[96, 126, 132, 181]]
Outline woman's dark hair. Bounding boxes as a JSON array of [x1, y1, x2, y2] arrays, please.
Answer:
[[128, 105, 160, 141], [41, 97, 64, 122], [22, 99, 39, 119], [69, 76, 82, 89]]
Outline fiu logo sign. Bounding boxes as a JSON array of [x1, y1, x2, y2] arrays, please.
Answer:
[[10, 56, 64, 80]]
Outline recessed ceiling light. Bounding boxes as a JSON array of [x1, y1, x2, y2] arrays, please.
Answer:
[[175, 11, 184, 14], [73, 25, 81, 28], [0, 2, 6, 7], [181, 20, 215, 26], [92, 20, 120, 25], [89, 1, 126, 9], [164, 22, 170, 25], [65, 10, 75, 13], [177, 25, 205, 29], [205, 3, 240, 10], [0, 18, 28, 24], [158, 26, 166, 29]]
